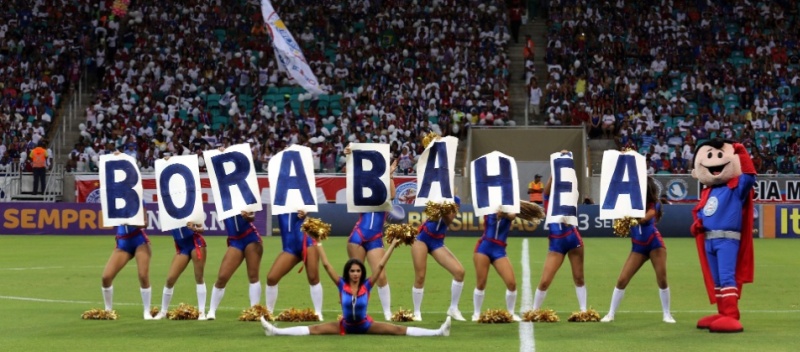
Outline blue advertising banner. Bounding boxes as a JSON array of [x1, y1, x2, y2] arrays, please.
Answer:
[[295, 204, 697, 238], [2, 203, 269, 236]]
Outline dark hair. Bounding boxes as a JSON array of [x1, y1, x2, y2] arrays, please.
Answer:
[[343, 258, 367, 287], [646, 177, 663, 221]]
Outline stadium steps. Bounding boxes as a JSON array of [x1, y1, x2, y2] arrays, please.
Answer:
[[587, 139, 617, 175], [509, 20, 548, 126], [58, 90, 95, 162]]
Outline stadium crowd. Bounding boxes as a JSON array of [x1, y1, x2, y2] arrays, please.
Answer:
[[535, 0, 800, 174], [0, 0, 117, 172], [69, 0, 513, 175]]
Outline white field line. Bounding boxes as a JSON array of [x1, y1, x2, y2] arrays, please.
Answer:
[[520, 239, 535, 352]]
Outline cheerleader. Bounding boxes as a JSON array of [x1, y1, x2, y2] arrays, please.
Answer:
[[154, 222, 208, 320], [411, 197, 466, 321], [264, 211, 323, 320], [601, 177, 675, 323], [100, 211, 152, 319], [532, 176, 588, 314], [472, 210, 520, 321], [345, 145, 398, 320], [206, 211, 263, 320], [260, 239, 451, 337]]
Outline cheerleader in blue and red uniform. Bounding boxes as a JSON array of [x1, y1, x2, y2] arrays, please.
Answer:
[[345, 145, 398, 321], [260, 239, 451, 337], [411, 197, 466, 322], [206, 210, 263, 320], [100, 208, 153, 320], [532, 176, 589, 314], [601, 177, 675, 323], [264, 210, 323, 320], [472, 210, 520, 321], [154, 221, 208, 320]]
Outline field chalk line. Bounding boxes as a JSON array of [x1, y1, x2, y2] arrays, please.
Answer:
[[520, 239, 535, 352]]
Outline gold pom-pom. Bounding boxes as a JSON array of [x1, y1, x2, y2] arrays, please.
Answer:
[[167, 303, 200, 320], [336, 314, 343, 321], [239, 304, 273, 322], [82, 308, 118, 320], [149, 306, 160, 318], [301, 217, 331, 242], [421, 132, 441, 149], [612, 217, 640, 237], [424, 200, 457, 222], [384, 224, 417, 246], [424, 201, 444, 222], [521, 309, 560, 322], [477, 309, 514, 323], [567, 308, 601, 322], [275, 307, 319, 322], [519, 201, 546, 226], [391, 308, 415, 322]]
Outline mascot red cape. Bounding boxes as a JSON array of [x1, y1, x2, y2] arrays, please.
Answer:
[[690, 139, 755, 333]]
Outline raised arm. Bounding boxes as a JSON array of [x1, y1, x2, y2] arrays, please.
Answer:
[[316, 244, 340, 285], [369, 239, 400, 284]]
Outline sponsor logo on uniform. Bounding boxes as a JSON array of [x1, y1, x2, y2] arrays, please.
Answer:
[[703, 196, 719, 216]]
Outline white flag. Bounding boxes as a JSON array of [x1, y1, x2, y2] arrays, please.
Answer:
[[260, 0, 325, 96]]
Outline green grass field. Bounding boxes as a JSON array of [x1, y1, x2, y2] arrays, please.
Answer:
[[1, 235, 798, 351]]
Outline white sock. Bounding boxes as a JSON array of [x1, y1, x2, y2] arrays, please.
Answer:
[[272, 326, 311, 336], [533, 289, 547, 310], [102, 286, 113, 311], [607, 288, 625, 316], [412, 287, 424, 316], [505, 289, 517, 315], [473, 288, 485, 316], [161, 286, 174, 313], [575, 285, 587, 312], [209, 286, 225, 313], [406, 327, 443, 336], [659, 287, 671, 316], [266, 285, 278, 313], [309, 283, 323, 316], [249, 281, 261, 307], [196, 283, 207, 315], [140, 287, 152, 313], [377, 284, 391, 317], [450, 280, 464, 310]]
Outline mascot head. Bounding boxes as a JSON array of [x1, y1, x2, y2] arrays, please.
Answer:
[[692, 138, 754, 186]]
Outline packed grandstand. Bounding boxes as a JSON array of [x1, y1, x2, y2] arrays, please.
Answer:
[[2, 0, 800, 176]]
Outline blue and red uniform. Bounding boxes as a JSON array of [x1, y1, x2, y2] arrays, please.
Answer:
[[696, 173, 756, 289], [171, 226, 206, 259], [115, 224, 150, 255], [277, 213, 316, 265], [337, 277, 374, 335], [474, 214, 510, 262], [630, 202, 665, 255], [224, 214, 261, 251], [544, 195, 583, 254], [416, 219, 448, 253], [348, 212, 387, 252]]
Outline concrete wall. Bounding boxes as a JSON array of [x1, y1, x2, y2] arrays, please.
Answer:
[[462, 127, 588, 202]]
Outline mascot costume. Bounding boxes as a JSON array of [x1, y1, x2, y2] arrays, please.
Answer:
[[691, 139, 755, 333]]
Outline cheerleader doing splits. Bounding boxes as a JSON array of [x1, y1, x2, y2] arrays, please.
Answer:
[[260, 239, 451, 337]]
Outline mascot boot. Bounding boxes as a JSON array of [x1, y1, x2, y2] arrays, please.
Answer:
[[709, 287, 743, 333], [696, 288, 723, 329]]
